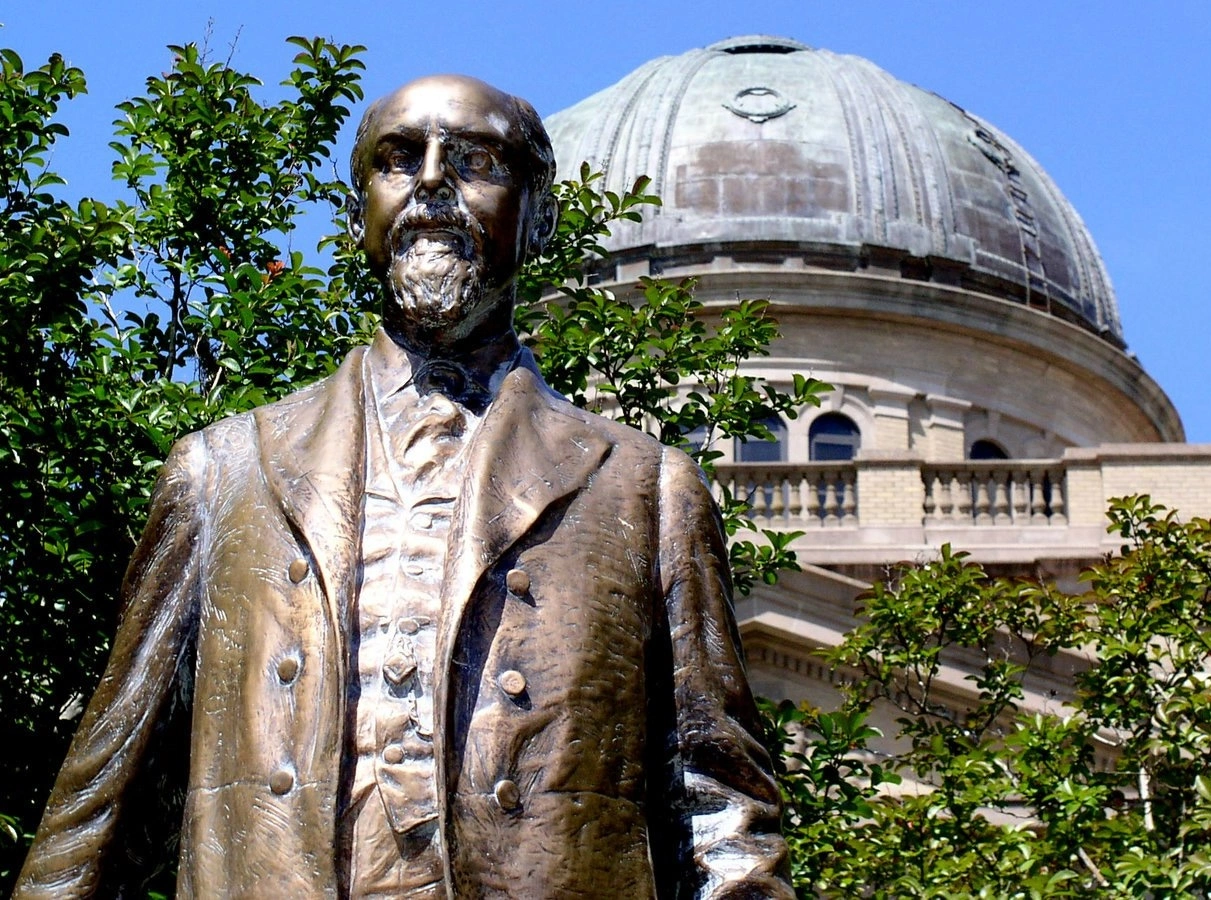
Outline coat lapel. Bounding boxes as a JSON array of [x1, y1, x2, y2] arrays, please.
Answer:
[[253, 347, 368, 675], [433, 362, 611, 795], [439, 363, 611, 641]]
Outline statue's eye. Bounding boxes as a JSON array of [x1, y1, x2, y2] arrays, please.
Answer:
[[384, 147, 421, 174], [453, 144, 500, 179], [464, 149, 493, 173]]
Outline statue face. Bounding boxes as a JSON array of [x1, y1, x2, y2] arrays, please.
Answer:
[[354, 75, 538, 349]]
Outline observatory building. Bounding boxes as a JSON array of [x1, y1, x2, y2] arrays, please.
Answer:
[[545, 36, 1211, 704]]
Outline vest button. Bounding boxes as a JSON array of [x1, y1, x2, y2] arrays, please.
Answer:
[[276, 656, 300, 683], [383, 744, 405, 765], [383, 652, 417, 686], [505, 568, 530, 595], [269, 769, 294, 795], [493, 778, 521, 811], [498, 669, 526, 697], [397, 616, 422, 635], [287, 558, 309, 584]]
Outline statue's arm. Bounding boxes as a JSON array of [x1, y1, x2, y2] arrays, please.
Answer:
[[14, 432, 208, 899], [654, 446, 793, 899]]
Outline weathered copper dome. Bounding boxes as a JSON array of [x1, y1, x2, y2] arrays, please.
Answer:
[[545, 35, 1122, 344]]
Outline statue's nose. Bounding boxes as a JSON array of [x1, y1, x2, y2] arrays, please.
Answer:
[[417, 138, 454, 201]]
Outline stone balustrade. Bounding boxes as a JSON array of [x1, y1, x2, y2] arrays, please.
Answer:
[[709, 444, 1211, 566], [716, 460, 1069, 529], [715, 462, 858, 527], [921, 462, 1066, 526]]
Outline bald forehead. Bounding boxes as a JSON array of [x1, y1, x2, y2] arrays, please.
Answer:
[[364, 75, 524, 147], [350, 75, 556, 199]]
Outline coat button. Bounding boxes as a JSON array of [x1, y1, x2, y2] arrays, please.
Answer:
[[493, 778, 521, 811], [269, 769, 294, 795], [288, 558, 310, 583], [505, 568, 530, 595], [383, 744, 405, 765], [277, 656, 300, 684], [498, 669, 526, 697]]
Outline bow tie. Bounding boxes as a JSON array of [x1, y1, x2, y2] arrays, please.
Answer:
[[408, 359, 492, 411]]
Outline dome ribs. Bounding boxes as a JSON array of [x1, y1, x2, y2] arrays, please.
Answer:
[[543, 35, 1124, 344]]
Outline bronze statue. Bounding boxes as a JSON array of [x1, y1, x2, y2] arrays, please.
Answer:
[[15, 75, 790, 898]]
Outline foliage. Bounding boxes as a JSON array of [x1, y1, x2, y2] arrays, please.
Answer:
[[758, 698, 900, 891], [0, 38, 370, 889], [0, 40, 820, 890], [1, 47, 138, 883], [761, 496, 1211, 897]]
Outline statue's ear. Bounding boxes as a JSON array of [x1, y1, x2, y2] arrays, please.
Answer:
[[527, 192, 558, 258], [346, 190, 365, 247]]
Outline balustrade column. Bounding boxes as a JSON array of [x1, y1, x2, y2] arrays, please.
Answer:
[[840, 470, 857, 523], [971, 473, 990, 524], [1012, 470, 1030, 523], [822, 478, 840, 527], [923, 475, 937, 519], [753, 473, 772, 525], [1029, 468, 1048, 523], [992, 470, 1011, 524], [788, 476, 804, 521], [939, 472, 956, 521], [804, 473, 821, 527], [1048, 468, 1067, 525], [770, 474, 786, 523]]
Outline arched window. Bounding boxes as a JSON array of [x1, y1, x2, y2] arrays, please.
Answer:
[[969, 439, 1008, 460], [809, 413, 860, 461], [735, 415, 787, 462]]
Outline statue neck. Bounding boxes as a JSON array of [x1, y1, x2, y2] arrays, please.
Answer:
[[384, 325, 523, 399]]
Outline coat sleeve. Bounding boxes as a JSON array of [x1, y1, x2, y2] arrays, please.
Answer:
[[652, 446, 793, 899], [14, 432, 208, 899]]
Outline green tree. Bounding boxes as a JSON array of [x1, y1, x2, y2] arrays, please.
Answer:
[[0, 37, 370, 888], [0, 46, 134, 870], [763, 496, 1211, 898], [0, 39, 822, 890]]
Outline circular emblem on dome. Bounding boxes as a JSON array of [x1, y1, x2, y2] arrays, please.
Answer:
[[723, 86, 796, 124]]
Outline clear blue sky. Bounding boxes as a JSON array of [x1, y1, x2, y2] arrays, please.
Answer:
[[4, 1, 1209, 442]]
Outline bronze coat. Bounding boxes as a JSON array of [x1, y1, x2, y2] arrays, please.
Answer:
[[15, 347, 790, 899]]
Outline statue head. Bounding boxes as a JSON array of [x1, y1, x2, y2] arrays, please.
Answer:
[[348, 75, 558, 354]]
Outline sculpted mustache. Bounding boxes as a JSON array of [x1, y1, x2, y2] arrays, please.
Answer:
[[389, 204, 485, 253]]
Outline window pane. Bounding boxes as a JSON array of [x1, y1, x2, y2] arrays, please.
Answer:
[[681, 425, 709, 452], [809, 413, 859, 461], [812, 441, 856, 462], [969, 439, 1008, 460]]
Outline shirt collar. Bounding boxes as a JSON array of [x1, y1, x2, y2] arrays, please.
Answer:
[[364, 326, 523, 408], [366, 326, 416, 401]]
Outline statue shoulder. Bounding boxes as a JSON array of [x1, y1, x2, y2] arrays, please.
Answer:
[[547, 397, 668, 459], [252, 343, 370, 420], [167, 343, 370, 464]]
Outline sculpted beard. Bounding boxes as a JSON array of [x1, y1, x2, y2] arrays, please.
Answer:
[[387, 203, 487, 333]]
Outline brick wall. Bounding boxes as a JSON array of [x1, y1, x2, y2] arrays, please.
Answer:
[[855, 451, 924, 525], [1065, 444, 1211, 521]]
